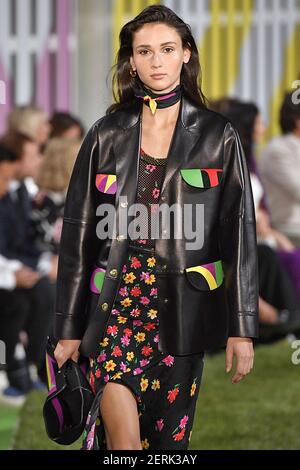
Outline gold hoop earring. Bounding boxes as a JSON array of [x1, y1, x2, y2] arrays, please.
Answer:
[[130, 68, 137, 77]]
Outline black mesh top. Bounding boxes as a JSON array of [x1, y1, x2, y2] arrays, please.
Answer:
[[129, 148, 167, 251]]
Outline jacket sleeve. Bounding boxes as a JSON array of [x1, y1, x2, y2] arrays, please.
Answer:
[[54, 119, 103, 340], [218, 121, 259, 339]]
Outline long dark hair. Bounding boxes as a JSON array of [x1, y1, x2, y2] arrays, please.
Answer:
[[106, 4, 208, 115], [211, 97, 271, 213], [211, 97, 259, 165]]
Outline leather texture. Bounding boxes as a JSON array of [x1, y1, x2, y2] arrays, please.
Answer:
[[54, 93, 259, 357]]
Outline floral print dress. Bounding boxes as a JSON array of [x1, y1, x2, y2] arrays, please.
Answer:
[[81, 148, 205, 451]]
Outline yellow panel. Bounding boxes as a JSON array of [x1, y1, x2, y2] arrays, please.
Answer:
[[266, 0, 300, 140], [200, 0, 254, 100]]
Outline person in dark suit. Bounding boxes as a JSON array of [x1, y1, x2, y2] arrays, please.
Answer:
[[0, 134, 56, 399]]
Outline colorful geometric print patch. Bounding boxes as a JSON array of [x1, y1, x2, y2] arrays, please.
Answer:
[[180, 168, 223, 188], [95, 173, 117, 194], [89, 267, 106, 294], [185, 260, 224, 290]]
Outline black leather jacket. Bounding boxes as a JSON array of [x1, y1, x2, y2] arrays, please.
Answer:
[[54, 94, 259, 357]]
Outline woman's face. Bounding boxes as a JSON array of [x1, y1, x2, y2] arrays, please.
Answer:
[[130, 23, 191, 94]]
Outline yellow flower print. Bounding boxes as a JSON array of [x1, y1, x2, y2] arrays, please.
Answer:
[[124, 272, 136, 284], [141, 438, 150, 449], [117, 315, 127, 324], [151, 379, 160, 390], [126, 351, 134, 361], [145, 274, 156, 285], [135, 332, 146, 343], [99, 337, 109, 347], [147, 257, 156, 267], [147, 309, 157, 320], [190, 380, 197, 397], [121, 297, 132, 307], [112, 372, 123, 380], [140, 377, 149, 392], [104, 360, 116, 372]]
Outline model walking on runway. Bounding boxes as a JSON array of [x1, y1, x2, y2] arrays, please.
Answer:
[[53, 5, 259, 450]]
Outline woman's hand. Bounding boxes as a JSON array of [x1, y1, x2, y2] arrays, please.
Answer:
[[54, 339, 82, 369], [225, 337, 254, 384]]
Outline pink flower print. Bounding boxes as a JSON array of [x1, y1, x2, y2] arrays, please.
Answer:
[[140, 272, 149, 281], [162, 355, 174, 367], [118, 286, 128, 297], [121, 335, 130, 346], [86, 422, 96, 450], [133, 367, 143, 375], [156, 418, 164, 432], [104, 374, 110, 383], [137, 239, 147, 245], [146, 164, 156, 172], [152, 188, 160, 199], [130, 308, 141, 318], [180, 415, 189, 429], [97, 352, 106, 363], [120, 362, 127, 372], [133, 319, 143, 327], [150, 288, 157, 296], [122, 264, 127, 273], [140, 296, 150, 305], [154, 334, 159, 343], [85, 412, 91, 427], [140, 359, 150, 367], [111, 308, 120, 316]]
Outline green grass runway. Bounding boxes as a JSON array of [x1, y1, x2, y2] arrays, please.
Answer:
[[6, 339, 300, 450]]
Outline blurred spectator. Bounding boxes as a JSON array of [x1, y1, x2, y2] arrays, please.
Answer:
[[7, 105, 52, 147], [0, 134, 55, 401], [259, 92, 300, 247], [49, 111, 85, 139], [212, 97, 300, 343], [31, 137, 81, 271]]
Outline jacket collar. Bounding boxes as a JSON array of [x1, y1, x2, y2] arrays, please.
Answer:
[[114, 92, 203, 131], [112, 94, 203, 230]]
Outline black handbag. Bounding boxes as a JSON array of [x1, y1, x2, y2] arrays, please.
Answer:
[[42, 335, 94, 445]]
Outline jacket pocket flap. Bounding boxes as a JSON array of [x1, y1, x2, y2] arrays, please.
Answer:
[[180, 168, 223, 188], [96, 173, 117, 194], [89, 267, 106, 294], [185, 260, 224, 290]]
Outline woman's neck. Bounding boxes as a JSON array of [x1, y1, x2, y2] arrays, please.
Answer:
[[142, 99, 181, 127]]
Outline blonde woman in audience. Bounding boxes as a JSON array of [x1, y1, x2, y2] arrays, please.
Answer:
[[32, 137, 82, 277], [7, 105, 51, 147]]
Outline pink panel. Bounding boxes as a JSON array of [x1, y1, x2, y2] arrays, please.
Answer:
[[0, 56, 11, 135], [36, 44, 51, 115], [56, 0, 70, 111]]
